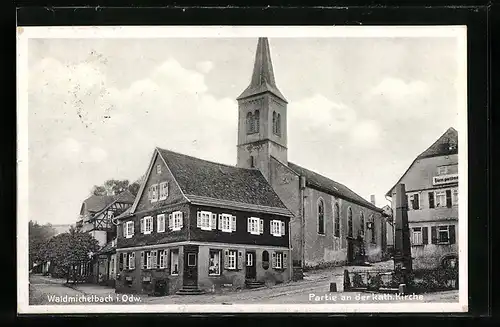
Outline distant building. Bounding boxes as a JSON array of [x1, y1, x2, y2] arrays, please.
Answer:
[[76, 191, 135, 285], [386, 127, 458, 270]]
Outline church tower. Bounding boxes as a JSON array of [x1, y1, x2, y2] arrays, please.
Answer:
[[236, 38, 288, 181]]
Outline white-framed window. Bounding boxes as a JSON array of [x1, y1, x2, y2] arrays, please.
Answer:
[[408, 193, 420, 210], [170, 249, 179, 275], [150, 184, 158, 202], [159, 182, 168, 200], [452, 188, 459, 205], [438, 225, 450, 244], [246, 252, 254, 266], [124, 221, 134, 238], [158, 249, 166, 269], [128, 252, 135, 269], [412, 227, 423, 245], [169, 211, 183, 231], [142, 216, 153, 234], [142, 251, 152, 269], [219, 214, 235, 233], [435, 191, 447, 207], [225, 250, 237, 270], [270, 220, 285, 237], [247, 217, 262, 235], [272, 251, 287, 269], [437, 166, 448, 175], [156, 164, 162, 174], [197, 211, 214, 231], [157, 214, 166, 233], [209, 250, 221, 276]]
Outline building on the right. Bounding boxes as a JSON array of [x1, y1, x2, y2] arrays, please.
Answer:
[[386, 127, 458, 271]]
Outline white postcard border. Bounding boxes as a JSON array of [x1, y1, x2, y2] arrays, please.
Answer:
[[17, 25, 468, 314]]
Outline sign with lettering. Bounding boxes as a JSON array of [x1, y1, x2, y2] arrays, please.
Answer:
[[433, 174, 458, 185]]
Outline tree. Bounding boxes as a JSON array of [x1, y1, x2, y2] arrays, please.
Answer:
[[91, 178, 141, 197], [29, 221, 56, 269], [40, 226, 99, 283]]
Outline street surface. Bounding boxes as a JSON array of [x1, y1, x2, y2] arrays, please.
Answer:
[[28, 261, 459, 306]]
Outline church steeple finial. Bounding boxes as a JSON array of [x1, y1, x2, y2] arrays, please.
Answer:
[[237, 37, 287, 103]]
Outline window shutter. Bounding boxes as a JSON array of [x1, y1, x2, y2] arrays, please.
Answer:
[[271, 252, 276, 268], [428, 192, 435, 208], [218, 214, 223, 230], [224, 250, 229, 269], [123, 224, 127, 238], [247, 218, 251, 232], [119, 253, 124, 270], [414, 194, 420, 210], [231, 216, 236, 231], [446, 190, 452, 208], [422, 226, 429, 244], [431, 226, 437, 244], [237, 251, 243, 270], [197, 211, 201, 228], [179, 212, 184, 228], [165, 182, 169, 197], [281, 221, 285, 236], [130, 252, 135, 269], [270, 221, 273, 235], [165, 250, 170, 271], [211, 213, 217, 230], [283, 253, 288, 268], [140, 218, 144, 234], [131, 221, 135, 235], [168, 214, 173, 230], [449, 225, 456, 244], [152, 250, 158, 269], [259, 219, 264, 234], [406, 195, 410, 209], [123, 253, 128, 269]]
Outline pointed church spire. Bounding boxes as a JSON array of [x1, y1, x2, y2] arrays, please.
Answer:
[[237, 37, 287, 103]]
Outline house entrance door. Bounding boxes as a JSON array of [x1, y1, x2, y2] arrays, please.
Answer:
[[183, 246, 198, 286], [245, 251, 256, 280]]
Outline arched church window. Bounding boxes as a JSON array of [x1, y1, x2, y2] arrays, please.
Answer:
[[254, 110, 260, 133], [272, 111, 277, 134], [347, 207, 353, 237], [334, 203, 340, 237], [359, 212, 365, 237], [317, 198, 325, 235], [277, 113, 282, 136], [246, 112, 253, 134]]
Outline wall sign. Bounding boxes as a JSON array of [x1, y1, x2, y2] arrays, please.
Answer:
[[432, 174, 458, 185]]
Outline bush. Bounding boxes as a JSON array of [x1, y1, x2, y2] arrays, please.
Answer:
[[367, 274, 383, 291], [352, 272, 365, 288]]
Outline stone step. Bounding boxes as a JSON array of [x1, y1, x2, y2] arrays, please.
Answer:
[[176, 288, 205, 295]]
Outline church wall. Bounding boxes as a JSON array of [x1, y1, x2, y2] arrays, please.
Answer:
[[303, 187, 386, 268], [269, 158, 301, 264]]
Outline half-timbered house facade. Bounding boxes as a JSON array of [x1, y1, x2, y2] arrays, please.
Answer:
[[115, 148, 292, 295]]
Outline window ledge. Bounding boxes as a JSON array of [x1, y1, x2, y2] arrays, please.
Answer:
[[170, 273, 179, 276], [208, 274, 221, 277]]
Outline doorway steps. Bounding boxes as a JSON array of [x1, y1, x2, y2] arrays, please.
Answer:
[[176, 285, 205, 295], [245, 280, 265, 289]]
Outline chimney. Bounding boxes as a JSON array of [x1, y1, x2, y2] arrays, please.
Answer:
[[370, 195, 376, 205]]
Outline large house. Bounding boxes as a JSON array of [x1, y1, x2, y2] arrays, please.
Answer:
[[76, 191, 135, 285], [115, 37, 387, 295], [386, 127, 459, 270]]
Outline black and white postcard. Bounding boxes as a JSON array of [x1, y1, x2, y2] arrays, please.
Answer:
[[17, 26, 468, 313]]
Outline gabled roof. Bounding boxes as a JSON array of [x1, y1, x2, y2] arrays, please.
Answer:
[[156, 148, 290, 215], [385, 127, 458, 197], [237, 37, 287, 103], [417, 127, 458, 160], [288, 162, 382, 212], [82, 190, 135, 216]]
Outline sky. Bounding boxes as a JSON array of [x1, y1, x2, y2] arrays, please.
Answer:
[[26, 34, 462, 225]]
